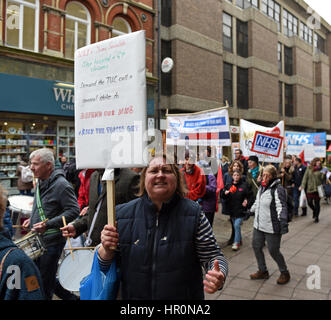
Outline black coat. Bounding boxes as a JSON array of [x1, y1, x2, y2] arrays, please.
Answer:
[[220, 179, 252, 218]]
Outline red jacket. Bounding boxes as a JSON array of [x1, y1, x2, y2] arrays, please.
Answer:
[[77, 169, 96, 210], [181, 165, 206, 201]]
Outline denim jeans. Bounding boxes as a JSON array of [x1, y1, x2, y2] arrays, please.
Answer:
[[231, 217, 243, 244], [35, 240, 65, 300]]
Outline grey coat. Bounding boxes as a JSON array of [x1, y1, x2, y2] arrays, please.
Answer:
[[30, 169, 80, 247]]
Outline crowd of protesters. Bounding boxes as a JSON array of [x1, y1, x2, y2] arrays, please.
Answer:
[[0, 146, 330, 300]]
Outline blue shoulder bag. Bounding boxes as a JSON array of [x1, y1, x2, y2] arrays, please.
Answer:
[[79, 250, 119, 300]]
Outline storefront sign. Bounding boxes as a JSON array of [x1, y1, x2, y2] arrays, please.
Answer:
[[0, 73, 74, 117]]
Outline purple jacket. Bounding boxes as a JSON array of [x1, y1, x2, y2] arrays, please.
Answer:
[[200, 174, 217, 213]]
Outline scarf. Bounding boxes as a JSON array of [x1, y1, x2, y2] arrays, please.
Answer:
[[250, 166, 259, 179]]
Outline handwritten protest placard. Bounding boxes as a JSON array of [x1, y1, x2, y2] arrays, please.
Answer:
[[74, 31, 147, 169]]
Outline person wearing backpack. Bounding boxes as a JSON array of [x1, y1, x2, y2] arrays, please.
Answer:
[[249, 165, 291, 285], [16, 155, 33, 195]]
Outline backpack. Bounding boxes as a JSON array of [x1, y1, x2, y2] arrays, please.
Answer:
[[20, 165, 33, 183], [271, 185, 293, 222]]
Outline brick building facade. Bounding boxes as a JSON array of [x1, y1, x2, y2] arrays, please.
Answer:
[[0, 0, 156, 193], [160, 0, 331, 135]]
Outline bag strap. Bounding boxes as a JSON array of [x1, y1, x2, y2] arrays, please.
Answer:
[[84, 196, 105, 246], [35, 183, 60, 236], [0, 248, 16, 281]]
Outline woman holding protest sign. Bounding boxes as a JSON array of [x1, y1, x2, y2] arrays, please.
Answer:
[[300, 157, 325, 223], [97, 155, 228, 300]]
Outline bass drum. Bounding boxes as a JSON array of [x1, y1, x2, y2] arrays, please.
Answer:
[[57, 249, 94, 293]]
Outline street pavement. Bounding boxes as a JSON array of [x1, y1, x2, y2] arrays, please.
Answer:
[[206, 200, 331, 300]]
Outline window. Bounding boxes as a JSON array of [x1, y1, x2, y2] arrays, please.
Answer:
[[223, 63, 233, 106], [299, 22, 313, 45], [161, 40, 172, 96], [112, 17, 132, 37], [65, 1, 91, 59], [285, 84, 293, 117], [161, 0, 171, 27], [261, 0, 280, 31], [236, 0, 258, 9], [277, 42, 282, 73], [283, 9, 298, 37], [279, 81, 283, 115], [237, 67, 249, 109], [284, 46, 293, 76], [5, 0, 39, 52], [314, 33, 325, 54], [237, 19, 248, 58], [223, 12, 233, 53]]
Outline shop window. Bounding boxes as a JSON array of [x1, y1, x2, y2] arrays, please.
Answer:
[[0, 120, 57, 191], [223, 12, 233, 53], [112, 17, 132, 37], [283, 9, 298, 37], [223, 63, 233, 107], [65, 1, 91, 59], [5, 0, 39, 52]]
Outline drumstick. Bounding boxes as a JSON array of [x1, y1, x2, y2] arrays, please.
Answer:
[[62, 216, 74, 261], [13, 218, 49, 229], [64, 247, 94, 250]]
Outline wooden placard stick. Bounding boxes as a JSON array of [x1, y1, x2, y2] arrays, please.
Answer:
[[62, 216, 74, 260], [103, 169, 116, 250]]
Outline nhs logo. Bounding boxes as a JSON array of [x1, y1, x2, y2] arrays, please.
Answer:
[[251, 131, 283, 158]]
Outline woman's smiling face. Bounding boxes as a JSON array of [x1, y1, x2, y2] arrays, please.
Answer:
[[144, 157, 177, 204]]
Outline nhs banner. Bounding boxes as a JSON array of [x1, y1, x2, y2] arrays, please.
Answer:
[[240, 119, 284, 163], [285, 132, 326, 159], [251, 132, 283, 158]]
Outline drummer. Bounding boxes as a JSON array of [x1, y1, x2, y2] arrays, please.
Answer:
[[0, 185, 45, 300], [22, 148, 80, 300]]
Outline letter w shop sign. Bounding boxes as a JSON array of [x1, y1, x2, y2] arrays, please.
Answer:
[[251, 131, 283, 158]]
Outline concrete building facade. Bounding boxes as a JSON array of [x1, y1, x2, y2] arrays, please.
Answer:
[[160, 0, 331, 134]]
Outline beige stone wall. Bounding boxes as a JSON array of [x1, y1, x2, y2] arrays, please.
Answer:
[[172, 40, 222, 103], [173, 0, 222, 42], [251, 69, 278, 113], [295, 85, 314, 119]]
